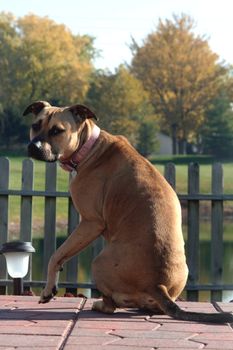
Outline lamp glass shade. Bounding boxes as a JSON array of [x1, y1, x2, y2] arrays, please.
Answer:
[[4, 252, 30, 278]]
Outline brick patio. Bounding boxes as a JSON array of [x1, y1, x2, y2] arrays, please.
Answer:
[[0, 296, 233, 349]]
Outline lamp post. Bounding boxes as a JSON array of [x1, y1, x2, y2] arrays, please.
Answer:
[[0, 241, 35, 295]]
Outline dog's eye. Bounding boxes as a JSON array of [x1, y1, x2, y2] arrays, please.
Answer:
[[48, 126, 65, 137], [32, 122, 41, 132]]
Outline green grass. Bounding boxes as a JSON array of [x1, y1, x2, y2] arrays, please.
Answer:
[[8, 157, 69, 191], [3, 156, 233, 238], [150, 154, 215, 165], [155, 163, 233, 194], [5, 157, 70, 237]]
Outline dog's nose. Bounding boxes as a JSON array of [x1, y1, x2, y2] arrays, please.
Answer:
[[34, 140, 42, 148], [28, 140, 44, 160]]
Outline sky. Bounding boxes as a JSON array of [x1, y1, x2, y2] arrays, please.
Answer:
[[1, 0, 233, 71]]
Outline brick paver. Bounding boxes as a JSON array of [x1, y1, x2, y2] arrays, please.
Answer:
[[0, 295, 233, 349]]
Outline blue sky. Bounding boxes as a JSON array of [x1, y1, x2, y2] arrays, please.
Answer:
[[1, 0, 232, 71]]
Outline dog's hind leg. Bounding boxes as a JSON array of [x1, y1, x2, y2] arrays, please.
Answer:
[[92, 295, 116, 314]]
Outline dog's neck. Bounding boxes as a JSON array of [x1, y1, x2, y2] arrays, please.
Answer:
[[59, 124, 100, 172]]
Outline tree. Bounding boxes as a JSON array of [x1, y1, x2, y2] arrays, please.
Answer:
[[137, 116, 159, 157], [0, 12, 96, 146], [86, 65, 155, 146], [0, 13, 23, 145], [200, 87, 233, 158], [17, 14, 95, 104], [131, 14, 225, 154]]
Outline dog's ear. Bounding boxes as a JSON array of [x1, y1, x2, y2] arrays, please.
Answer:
[[23, 101, 51, 116], [68, 104, 98, 121]]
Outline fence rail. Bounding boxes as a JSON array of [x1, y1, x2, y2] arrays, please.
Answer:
[[0, 157, 233, 301]]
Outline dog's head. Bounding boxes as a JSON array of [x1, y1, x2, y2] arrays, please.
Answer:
[[24, 101, 97, 162]]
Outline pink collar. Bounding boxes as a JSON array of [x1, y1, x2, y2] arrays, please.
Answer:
[[59, 125, 100, 172]]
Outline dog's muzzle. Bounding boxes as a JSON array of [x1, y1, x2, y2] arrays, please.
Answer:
[[28, 140, 56, 162]]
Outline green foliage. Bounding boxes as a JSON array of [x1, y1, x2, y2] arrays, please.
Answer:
[[200, 89, 233, 157], [150, 154, 215, 165], [137, 117, 159, 157], [86, 65, 154, 145]]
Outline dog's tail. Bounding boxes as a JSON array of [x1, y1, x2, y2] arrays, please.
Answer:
[[153, 285, 233, 323]]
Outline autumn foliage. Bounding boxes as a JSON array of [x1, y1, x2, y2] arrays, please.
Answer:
[[86, 65, 156, 146], [130, 15, 227, 153], [0, 12, 233, 157], [0, 12, 95, 145]]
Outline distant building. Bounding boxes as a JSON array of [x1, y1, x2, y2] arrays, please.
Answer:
[[156, 133, 173, 155]]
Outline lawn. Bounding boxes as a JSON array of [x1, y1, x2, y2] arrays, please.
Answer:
[[8, 157, 69, 191], [4, 157, 70, 237], [155, 162, 233, 194], [2, 155, 233, 238], [7, 155, 233, 194]]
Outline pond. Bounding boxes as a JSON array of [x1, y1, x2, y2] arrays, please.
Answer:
[[198, 240, 233, 302], [30, 236, 93, 297], [28, 230, 233, 302]]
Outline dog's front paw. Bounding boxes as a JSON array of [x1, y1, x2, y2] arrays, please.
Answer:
[[39, 285, 58, 304]]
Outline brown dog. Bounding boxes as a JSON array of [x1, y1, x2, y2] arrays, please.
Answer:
[[24, 101, 233, 323]]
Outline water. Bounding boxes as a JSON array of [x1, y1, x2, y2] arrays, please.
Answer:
[[31, 237, 93, 297], [199, 240, 233, 301], [30, 234, 233, 302]]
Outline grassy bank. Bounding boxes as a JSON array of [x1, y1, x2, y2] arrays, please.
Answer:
[[155, 162, 233, 194], [150, 154, 215, 165], [2, 155, 233, 238], [9, 156, 233, 195], [6, 157, 70, 238]]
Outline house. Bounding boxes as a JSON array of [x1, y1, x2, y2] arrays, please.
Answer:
[[156, 132, 173, 155]]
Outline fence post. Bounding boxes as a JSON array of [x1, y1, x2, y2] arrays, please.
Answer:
[[164, 163, 176, 190], [66, 179, 80, 296], [43, 163, 57, 280], [91, 237, 104, 298], [186, 163, 200, 301], [0, 157, 9, 294], [211, 163, 223, 301], [20, 159, 34, 290]]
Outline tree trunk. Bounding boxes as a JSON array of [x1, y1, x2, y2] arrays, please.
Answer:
[[178, 138, 187, 154], [171, 123, 177, 155]]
